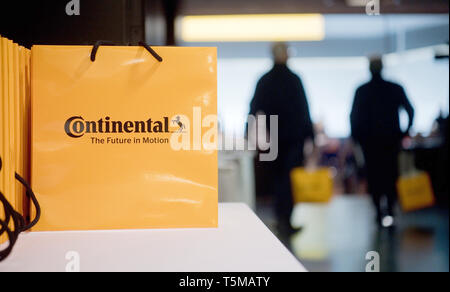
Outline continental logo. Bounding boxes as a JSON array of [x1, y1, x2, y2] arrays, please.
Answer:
[[65, 116, 173, 138]]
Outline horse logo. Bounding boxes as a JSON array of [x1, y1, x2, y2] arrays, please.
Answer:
[[172, 116, 186, 133]]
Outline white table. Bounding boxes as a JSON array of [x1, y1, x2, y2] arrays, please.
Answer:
[[0, 203, 306, 272]]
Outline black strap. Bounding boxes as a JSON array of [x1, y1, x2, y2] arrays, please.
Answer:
[[91, 41, 163, 63]]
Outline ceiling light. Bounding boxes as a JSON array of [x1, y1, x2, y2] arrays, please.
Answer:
[[180, 14, 325, 42]]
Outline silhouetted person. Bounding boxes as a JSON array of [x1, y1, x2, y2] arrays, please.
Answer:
[[434, 111, 448, 141], [351, 56, 414, 227], [249, 43, 314, 234]]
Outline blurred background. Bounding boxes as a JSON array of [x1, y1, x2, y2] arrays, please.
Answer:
[[1, 0, 448, 272]]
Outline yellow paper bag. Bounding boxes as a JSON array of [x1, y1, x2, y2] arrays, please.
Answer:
[[397, 172, 435, 212], [31, 45, 218, 231], [1, 38, 17, 243], [291, 168, 333, 204], [1, 39, 13, 239], [1, 37, 33, 248], [7, 40, 16, 217], [12, 42, 23, 216], [19, 47, 32, 219], [0, 36, 6, 244]]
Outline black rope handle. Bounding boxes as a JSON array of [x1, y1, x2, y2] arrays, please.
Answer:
[[15, 173, 41, 231], [0, 157, 41, 262], [138, 41, 163, 62], [0, 191, 22, 237], [0, 157, 12, 238], [90, 40, 116, 62], [0, 216, 14, 261], [0, 190, 12, 240], [91, 41, 163, 63], [0, 191, 22, 261]]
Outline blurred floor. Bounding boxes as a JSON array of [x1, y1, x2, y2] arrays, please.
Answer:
[[256, 195, 449, 272]]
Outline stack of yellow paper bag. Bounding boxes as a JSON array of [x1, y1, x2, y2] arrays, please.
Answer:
[[0, 35, 31, 244]]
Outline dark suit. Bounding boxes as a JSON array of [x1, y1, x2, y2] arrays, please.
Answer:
[[249, 64, 314, 224], [351, 74, 414, 219]]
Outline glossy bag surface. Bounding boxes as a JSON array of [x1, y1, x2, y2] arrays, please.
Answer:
[[31, 45, 218, 231]]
